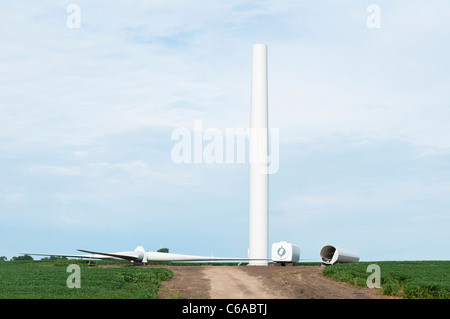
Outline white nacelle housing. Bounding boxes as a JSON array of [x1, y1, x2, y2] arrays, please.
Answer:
[[320, 245, 359, 265], [271, 241, 300, 263]]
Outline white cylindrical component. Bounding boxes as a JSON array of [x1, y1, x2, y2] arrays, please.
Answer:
[[248, 44, 269, 266], [272, 241, 300, 263], [320, 245, 360, 265], [145, 251, 261, 262]]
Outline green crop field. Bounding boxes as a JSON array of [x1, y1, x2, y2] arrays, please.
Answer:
[[1, 260, 449, 299], [0, 260, 172, 299], [322, 260, 450, 299]]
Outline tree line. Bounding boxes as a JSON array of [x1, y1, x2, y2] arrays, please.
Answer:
[[0, 255, 70, 261]]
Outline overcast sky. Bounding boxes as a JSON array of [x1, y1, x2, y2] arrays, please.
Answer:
[[1, 0, 449, 261]]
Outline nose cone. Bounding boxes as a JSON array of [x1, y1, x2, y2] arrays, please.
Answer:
[[134, 246, 147, 263]]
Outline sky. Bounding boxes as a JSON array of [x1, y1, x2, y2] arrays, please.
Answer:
[[1, 0, 449, 262]]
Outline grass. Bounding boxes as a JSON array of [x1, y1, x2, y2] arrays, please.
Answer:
[[0, 260, 172, 299], [322, 260, 450, 299]]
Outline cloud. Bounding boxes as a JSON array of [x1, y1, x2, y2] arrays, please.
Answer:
[[2, 186, 26, 202], [28, 161, 150, 177]]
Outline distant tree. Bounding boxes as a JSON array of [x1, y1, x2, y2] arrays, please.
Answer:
[[41, 256, 68, 261], [0, 256, 7, 261], [157, 248, 169, 253], [11, 254, 33, 261]]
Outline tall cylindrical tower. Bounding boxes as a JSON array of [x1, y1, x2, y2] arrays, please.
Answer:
[[248, 44, 269, 266]]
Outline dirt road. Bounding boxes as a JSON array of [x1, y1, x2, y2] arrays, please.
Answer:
[[156, 265, 391, 299]]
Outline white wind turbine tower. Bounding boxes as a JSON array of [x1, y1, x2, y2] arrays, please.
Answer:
[[248, 44, 269, 266]]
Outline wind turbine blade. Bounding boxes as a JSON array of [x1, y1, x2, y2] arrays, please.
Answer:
[[77, 249, 141, 261], [146, 251, 270, 262]]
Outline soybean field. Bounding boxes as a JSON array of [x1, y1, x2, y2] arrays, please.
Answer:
[[0, 260, 172, 299], [322, 260, 450, 299]]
